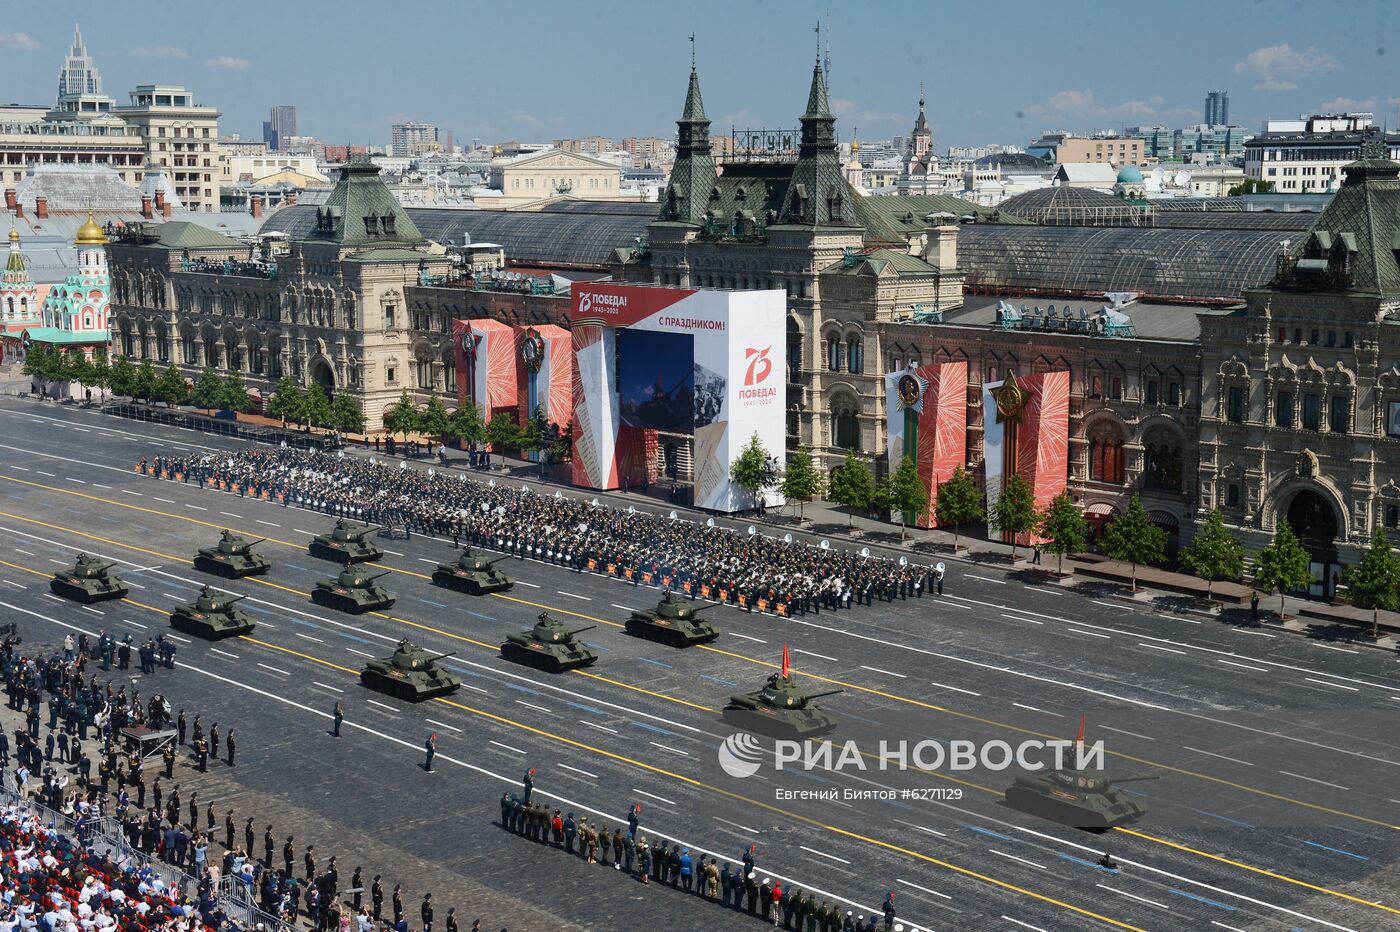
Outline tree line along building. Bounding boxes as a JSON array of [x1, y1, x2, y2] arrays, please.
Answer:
[[101, 59, 1400, 594]]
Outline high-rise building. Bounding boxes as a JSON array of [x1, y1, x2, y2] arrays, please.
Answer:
[[1204, 90, 1229, 127], [391, 121, 438, 157], [263, 105, 297, 151], [114, 85, 224, 212], [53, 24, 115, 119]]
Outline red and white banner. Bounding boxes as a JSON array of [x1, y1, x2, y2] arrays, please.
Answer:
[[884, 361, 968, 528]]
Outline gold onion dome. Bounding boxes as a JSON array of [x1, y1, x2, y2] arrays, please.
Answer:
[[8, 227, 18, 243], [75, 209, 107, 245]]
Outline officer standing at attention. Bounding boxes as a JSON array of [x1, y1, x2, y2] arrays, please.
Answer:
[[423, 733, 436, 771], [163, 743, 175, 778], [284, 836, 296, 877], [332, 702, 344, 738], [521, 768, 534, 804], [371, 875, 384, 921]]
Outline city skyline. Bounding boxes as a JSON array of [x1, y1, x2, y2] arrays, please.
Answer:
[[3, 1, 1398, 150]]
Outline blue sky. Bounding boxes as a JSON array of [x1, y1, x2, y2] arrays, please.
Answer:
[[3, 0, 1398, 149]]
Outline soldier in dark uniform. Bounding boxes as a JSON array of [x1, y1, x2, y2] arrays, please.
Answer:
[[563, 812, 576, 853], [371, 875, 384, 921], [444, 906, 457, 932], [420, 893, 433, 932], [391, 884, 403, 926], [351, 866, 363, 911], [304, 843, 316, 880], [720, 861, 732, 907], [194, 737, 208, 772], [244, 817, 254, 854], [264, 826, 275, 867], [177, 709, 187, 745], [332, 702, 344, 738], [209, 723, 220, 760], [225, 728, 235, 765], [284, 836, 295, 877], [423, 733, 435, 771]]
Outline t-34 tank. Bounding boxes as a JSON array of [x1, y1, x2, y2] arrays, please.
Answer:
[[501, 612, 599, 673], [50, 553, 128, 603], [360, 639, 461, 701], [625, 589, 720, 646], [1004, 719, 1157, 831], [723, 646, 841, 739], [308, 519, 384, 564], [193, 530, 271, 578], [431, 547, 514, 595], [169, 585, 256, 639], [311, 567, 396, 614]]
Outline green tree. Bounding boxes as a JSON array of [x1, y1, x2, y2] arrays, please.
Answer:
[[1252, 520, 1313, 619], [191, 368, 223, 413], [1037, 491, 1088, 576], [301, 382, 332, 430], [1100, 495, 1166, 592], [1344, 527, 1400, 637], [989, 472, 1037, 557], [887, 455, 930, 540], [107, 355, 135, 398], [266, 376, 305, 426], [780, 445, 825, 519], [329, 393, 366, 435], [550, 421, 573, 463], [1227, 177, 1275, 196], [382, 389, 419, 442], [417, 394, 450, 443], [64, 347, 94, 391], [730, 433, 781, 511], [154, 364, 188, 407], [219, 372, 252, 414], [22, 345, 61, 396], [484, 411, 521, 466], [1178, 509, 1245, 601], [445, 399, 484, 449], [828, 450, 874, 527], [88, 348, 110, 396], [934, 466, 982, 552], [132, 359, 158, 404], [519, 407, 549, 459]]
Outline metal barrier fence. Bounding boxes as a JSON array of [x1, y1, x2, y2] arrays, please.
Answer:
[[102, 402, 336, 452]]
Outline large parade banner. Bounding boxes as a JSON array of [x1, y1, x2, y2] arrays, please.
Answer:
[[452, 318, 517, 420], [982, 370, 1069, 545], [884, 360, 968, 529], [570, 283, 786, 512]]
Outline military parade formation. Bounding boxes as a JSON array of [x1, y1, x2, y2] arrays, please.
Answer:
[[137, 447, 940, 616]]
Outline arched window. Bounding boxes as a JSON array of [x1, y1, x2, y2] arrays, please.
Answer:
[[1087, 420, 1126, 484], [829, 400, 859, 450], [846, 337, 863, 375], [1142, 426, 1184, 492], [826, 334, 844, 372]]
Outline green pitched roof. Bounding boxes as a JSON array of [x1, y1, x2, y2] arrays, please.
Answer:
[[308, 161, 426, 248], [849, 194, 1014, 244], [1283, 157, 1400, 295], [146, 221, 243, 250], [821, 248, 938, 277]]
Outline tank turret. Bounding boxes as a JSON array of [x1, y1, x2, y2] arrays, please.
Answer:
[[170, 585, 256, 640], [501, 612, 600, 673], [431, 546, 514, 595], [1004, 719, 1156, 832], [624, 590, 721, 646], [50, 553, 128, 603], [360, 639, 462, 700], [194, 531, 271, 578], [722, 646, 841, 739], [308, 519, 385, 564], [311, 566, 396, 614]]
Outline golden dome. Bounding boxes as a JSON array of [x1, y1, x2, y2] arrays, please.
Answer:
[[75, 209, 107, 246]]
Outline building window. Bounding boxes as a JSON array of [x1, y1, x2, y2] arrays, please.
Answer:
[[1167, 382, 1181, 406], [1345, 331, 1354, 348], [386, 366, 397, 384], [1227, 385, 1245, 423], [1302, 393, 1321, 431], [1329, 395, 1348, 433], [1087, 423, 1125, 484], [1275, 391, 1293, 428], [416, 360, 433, 389], [1110, 377, 1122, 399], [1326, 330, 1336, 347], [1277, 326, 1286, 343], [383, 304, 396, 329], [1090, 375, 1102, 399], [1142, 428, 1184, 492], [1145, 380, 1159, 405], [1387, 505, 1400, 529], [846, 337, 863, 375], [1226, 483, 1241, 508], [826, 335, 844, 372]]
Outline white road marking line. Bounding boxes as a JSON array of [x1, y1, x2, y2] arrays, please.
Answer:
[[418, 558, 439, 565], [124, 581, 145, 589], [792, 648, 838, 662], [209, 648, 239, 659], [365, 699, 398, 712], [1095, 884, 1169, 910], [989, 849, 1045, 869], [515, 700, 552, 713], [122, 490, 143, 496], [11, 466, 28, 471], [383, 550, 404, 556], [1234, 629, 1276, 637], [728, 632, 767, 643], [648, 741, 690, 756], [121, 619, 147, 629], [92, 483, 112, 490], [1304, 677, 1359, 692], [1066, 627, 1111, 639], [166, 633, 191, 644], [48, 560, 67, 565], [37, 471, 55, 477], [1137, 642, 1185, 655], [999, 613, 1044, 625], [1312, 643, 1358, 654], [1001, 918, 1048, 932], [859, 664, 907, 678], [458, 682, 489, 694], [15, 549, 34, 556], [610, 604, 636, 612], [896, 878, 952, 900], [488, 740, 525, 754], [424, 719, 462, 733], [294, 632, 325, 644], [72, 427, 90, 433], [221, 512, 241, 518], [1278, 770, 1349, 790], [66, 477, 86, 484], [1012, 703, 1061, 717], [579, 720, 618, 734], [185, 504, 208, 511], [293, 529, 315, 536], [713, 816, 759, 834], [558, 763, 598, 779], [313, 682, 343, 693], [2, 580, 26, 589], [632, 788, 675, 806], [1099, 725, 1154, 741], [799, 845, 850, 864], [256, 663, 290, 676], [1091, 599, 1135, 611], [514, 580, 541, 588], [81, 606, 104, 615], [1183, 746, 1253, 767], [346, 648, 375, 658], [1218, 659, 1268, 673], [153, 497, 176, 503], [1210, 923, 1248, 932], [965, 574, 1005, 585], [929, 680, 981, 697], [256, 520, 280, 527], [557, 590, 592, 601]]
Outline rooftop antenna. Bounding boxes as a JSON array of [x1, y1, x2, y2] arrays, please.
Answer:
[[689, 32, 695, 70], [814, 19, 821, 63], [823, 15, 831, 89]]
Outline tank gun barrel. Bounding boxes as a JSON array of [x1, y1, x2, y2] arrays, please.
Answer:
[[223, 594, 247, 604], [1112, 775, 1161, 784], [243, 537, 267, 548], [806, 689, 844, 700], [365, 571, 393, 582], [690, 601, 721, 614], [487, 555, 513, 567], [425, 651, 457, 662], [564, 625, 597, 636]]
